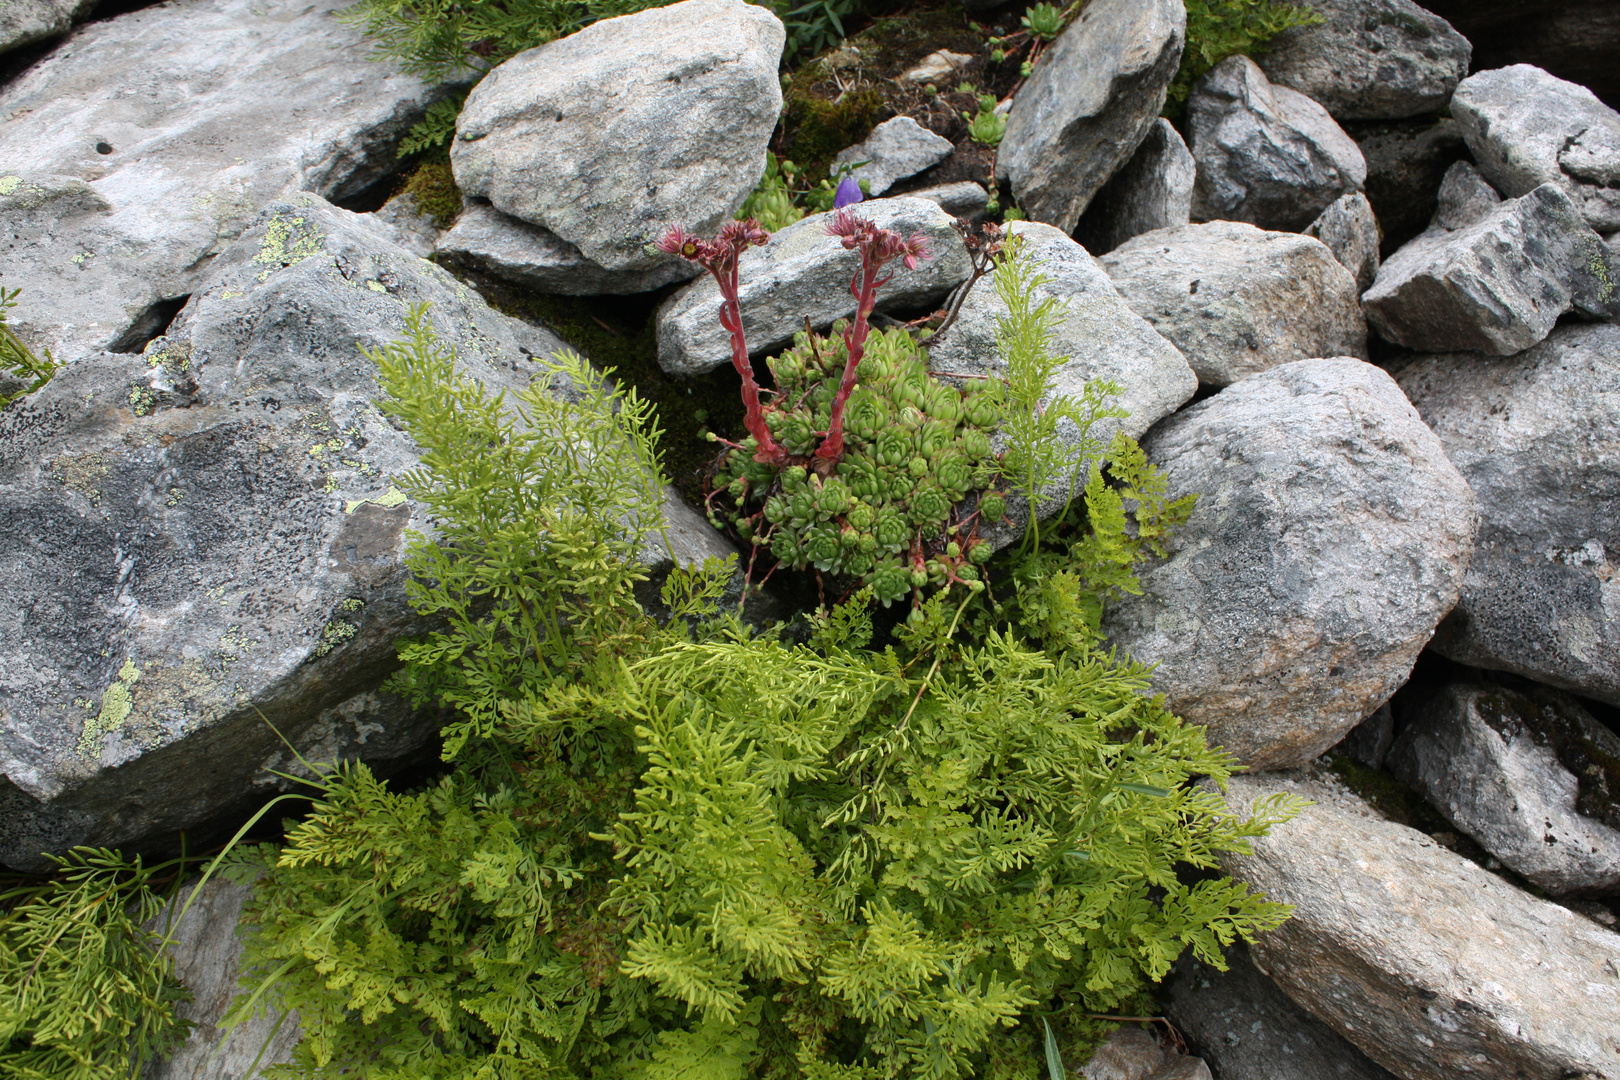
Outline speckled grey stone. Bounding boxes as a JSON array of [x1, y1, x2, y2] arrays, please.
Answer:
[[1452, 64, 1620, 233], [1188, 56, 1367, 232], [452, 0, 783, 273], [1256, 0, 1471, 121], [833, 116, 954, 197], [1431, 160, 1501, 232], [1100, 221, 1368, 388], [1103, 359, 1476, 770], [1303, 191, 1381, 292], [1396, 323, 1620, 706], [1222, 772, 1620, 1080], [998, 0, 1185, 233], [0, 0, 94, 55], [1389, 681, 1620, 895], [1072, 118, 1196, 256]]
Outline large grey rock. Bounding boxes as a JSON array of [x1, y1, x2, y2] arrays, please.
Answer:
[[905, 181, 990, 219], [925, 221, 1197, 537], [1256, 0, 1471, 121], [1351, 117, 1469, 254], [145, 877, 298, 1080], [1303, 192, 1381, 293], [1452, 64, 1620, 233], [1103, 359, 1476, 770], [833, 116, 954, 197], [1100, 221, 1368, 388], [1072, 117, 1196, 256], [451, 0, 783, 274], [1431, 160, 1502, 232], [654, 196, 971, 377], [1362, 182, 1620, 356], [435, 200, 699, 296], [1388, 682, 1620, 896], [0, 0, 448, 367], [1396, 324, 1620, 706], [1189, 56, 1368, 233], [1164, 942, 1401, 1080], [0, 0, 93, 55], [1223, 772, 1620, 1080], [998, 0, 1185, 233], [0, 196, 733, 872]]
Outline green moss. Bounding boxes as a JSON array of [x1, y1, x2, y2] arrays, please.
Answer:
[[400, 160, 463, 228], [779, 87, 885, 182]]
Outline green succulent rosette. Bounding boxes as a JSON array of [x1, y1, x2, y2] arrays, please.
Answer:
[[709, 323, 1012, 605]]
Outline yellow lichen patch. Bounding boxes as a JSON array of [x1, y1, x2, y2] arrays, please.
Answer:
[[0, 176, 20, 196], [142, 335, 193, 375], [52, 451, 110, 503], [253, 210, 325, 282], [78, 659, 141, 757], [128, 385, 157, 415], [315, 619, 358, 657], [344, 485, 407, 514]]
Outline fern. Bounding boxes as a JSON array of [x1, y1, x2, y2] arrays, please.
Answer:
[[398, 94, 467, 159], [0, 286, 58, 407], [1169, 0, 1323, 115]]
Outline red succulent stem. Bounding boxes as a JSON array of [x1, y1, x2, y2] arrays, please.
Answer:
[[714, 261, 787, 465], [815, 251, 889, 465]]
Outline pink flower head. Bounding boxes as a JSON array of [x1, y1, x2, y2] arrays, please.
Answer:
[[655, 219, 770, 275]]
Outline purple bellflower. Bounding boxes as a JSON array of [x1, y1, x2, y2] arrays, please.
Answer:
[[833, 175, 864, 209]]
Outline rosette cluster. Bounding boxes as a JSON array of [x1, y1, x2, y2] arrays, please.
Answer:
[[708, 324, 1010, 605]]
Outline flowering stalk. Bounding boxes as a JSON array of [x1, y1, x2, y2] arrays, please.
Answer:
[[656, 219, 787, 465], [816, 208, 931, 465]]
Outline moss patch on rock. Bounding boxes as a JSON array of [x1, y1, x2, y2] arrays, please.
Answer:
[[399, 160, 463, 228]]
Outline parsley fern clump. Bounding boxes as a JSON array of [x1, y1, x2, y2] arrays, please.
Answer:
[[208, 234, 1300, 1078]]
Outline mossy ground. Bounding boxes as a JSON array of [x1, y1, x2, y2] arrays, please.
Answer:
[[397, 158, 463, 228]]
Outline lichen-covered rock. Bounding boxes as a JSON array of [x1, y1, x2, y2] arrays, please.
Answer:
[[1103, 359, 1476, 770], [654, 196, 971, 377], [144, 877, 299, 1080], [0, 0, 94, 55], [1351, 116, 1469, 254], [435, 200, 698, 295], [1396, 324, 1620, 706], [1452, 64, 1620, 233], [1222, 772, 1620, 1080], [1164, 942, 1401, 1080], [1188, 56, 1367, 232], [0, 0, 450, 366], [451, 0, 783, 274], [0, 196, 733, 872], [1256, 0, 1471, 121], [1388, 681, 1620, 896], [925, 221, 1197, 540], [833, 116, 954, 197], [998, 0, 1185, 233], [1100, 221, 1367, 388], [1362, 182, 1620, 356], [1072, 118, 1196, 256], [1303, 192, 1381, 292]]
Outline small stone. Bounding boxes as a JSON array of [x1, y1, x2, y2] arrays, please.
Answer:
[[452, 0, 784, 272], [1452, 64, 1620, 233], [1430, 160, 1501, 231], [1080, 1026, 1163, 1080], [1073, 118, 1196, 256], [903, 181, 990, 218], [998, 0, 1185, 232], [1101, 221, 1368, 388], [1388, 681, 1620, 895], [1103, 359, 1476, 770], [1362, 182, 1620, 356], [1396, 323, 1620, 706], [1256, 0, 1471, 121], [654, 196, 970, 377], [368, 192, 443, 259], [1189, 55, 1368, 232], [901, 49, 974, 83], [833, 116, 954, 197], [1222, 772, 1620, 1080], [435, 200, 698, 295], [1303, 191, 1381, 293]]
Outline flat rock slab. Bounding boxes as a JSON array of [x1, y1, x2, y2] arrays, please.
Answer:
[[925, 221, 1197, 539], [998, 0, 1185, 233], [1224, 772, 1620, 1080], [1396, 323, 1620, 706], [1072, 117, 1196, 257], [1452, 64, 1620, 233], [1189, 56, 1367, 233], [834, 116, 953, 197], [1389, 681, 1620, 896], [1256, 0, 1471, 121], [1362, 182, 1620, 356], [1100, 220, 1367, 388], [0, 196, 732, 872], [435, 200, 699, 295], [0, 0, 446, 366], [1303, 192, 1381, 293], [1103, 359, 1475, 770], [0, 0, 92, 54], [655, 196, 971, 377], [452, 0, 783, 274], [1164, 942, 1400, 1080]]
